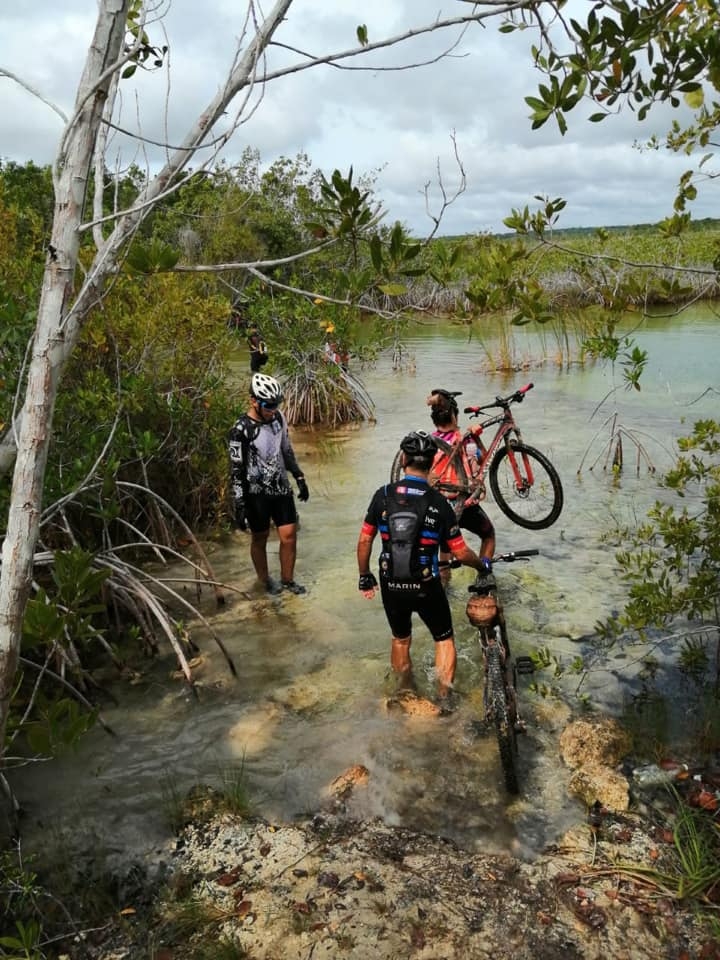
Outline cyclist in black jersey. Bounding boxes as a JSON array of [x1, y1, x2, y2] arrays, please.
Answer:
[[228, 373, 309, 595], [357, 432, 486, 700]]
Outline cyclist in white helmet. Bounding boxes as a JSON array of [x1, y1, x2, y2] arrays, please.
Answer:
[[228, 373, 309, 595]]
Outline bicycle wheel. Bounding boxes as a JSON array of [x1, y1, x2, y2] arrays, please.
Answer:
[[390, 447, 404, 483], [488, 442, 563, 530], [390, 437, 469, 490], [486, 643, 519, 794]]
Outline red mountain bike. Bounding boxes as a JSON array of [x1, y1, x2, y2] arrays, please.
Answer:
[[390, 383, 563, 530]]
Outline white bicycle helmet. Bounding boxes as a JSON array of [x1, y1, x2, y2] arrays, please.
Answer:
[[250, 372, 283, 403]]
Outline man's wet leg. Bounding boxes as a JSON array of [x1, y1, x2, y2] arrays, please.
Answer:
[[391, 636, 413, 689], [434, 637, 457, 699]]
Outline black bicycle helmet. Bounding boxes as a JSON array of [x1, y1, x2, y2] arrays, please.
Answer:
[[428, 388, 461, 423], [400, 431, 438, 464]]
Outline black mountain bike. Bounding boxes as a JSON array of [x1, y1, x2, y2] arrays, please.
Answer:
[[466, 550, 537, 793]]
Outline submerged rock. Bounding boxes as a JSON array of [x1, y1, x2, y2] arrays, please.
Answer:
[[560, 716, 633, 812], [385, 690, 442, 718], [328, 764, 370, 801]]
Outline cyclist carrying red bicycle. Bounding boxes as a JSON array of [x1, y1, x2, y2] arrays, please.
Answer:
[[427, 388, 495, 573]]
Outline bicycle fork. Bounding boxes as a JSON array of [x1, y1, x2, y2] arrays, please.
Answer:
[[504, 437, 536, 495]]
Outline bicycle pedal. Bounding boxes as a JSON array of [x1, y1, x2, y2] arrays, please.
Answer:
[[514, 656, 535, 675], [514, 720, 528, 734]]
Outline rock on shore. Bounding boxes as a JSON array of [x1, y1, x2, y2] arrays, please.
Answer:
[[95, 806, 714, 960]]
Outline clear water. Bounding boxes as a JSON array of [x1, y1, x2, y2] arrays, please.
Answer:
[[10, 305, 720, 862]]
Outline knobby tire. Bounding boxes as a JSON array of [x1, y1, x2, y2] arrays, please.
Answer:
[[389, 448, 405, 484], [488, 442, 563, 531], [486, 643, 519, 794]]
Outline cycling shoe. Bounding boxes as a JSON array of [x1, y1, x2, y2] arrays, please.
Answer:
[[281, 579, 307, 595]]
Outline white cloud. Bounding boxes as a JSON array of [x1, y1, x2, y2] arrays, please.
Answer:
[[0, 0, 711, 235]]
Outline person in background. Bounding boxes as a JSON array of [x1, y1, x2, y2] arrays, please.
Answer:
[[228, 373, 309, 595], [247, 327, 268, 372], [426, 388, 495, 577], [357, 431, 487, 701]]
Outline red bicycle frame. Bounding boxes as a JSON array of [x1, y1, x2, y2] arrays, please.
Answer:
[[459, 383, 536, 507]]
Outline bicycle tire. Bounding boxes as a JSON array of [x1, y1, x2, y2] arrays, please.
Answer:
[[390, 447, 404, 483], [488, 442, 563, 530], [486, 643, 519, 794]]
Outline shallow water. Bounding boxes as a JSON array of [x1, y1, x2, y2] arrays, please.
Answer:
[[11, 306, 720, 862]]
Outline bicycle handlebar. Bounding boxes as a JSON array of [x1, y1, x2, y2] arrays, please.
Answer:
[[491, 549, 539, 562], [439, 549, 538, 570], [463, 382, 534, 416]]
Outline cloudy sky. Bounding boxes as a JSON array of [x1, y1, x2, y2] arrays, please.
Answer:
[[0, 0, 708, 236]]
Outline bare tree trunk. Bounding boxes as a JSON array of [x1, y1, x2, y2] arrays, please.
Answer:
[[0, 0, 131, 761], [0, 0, 295, 763]]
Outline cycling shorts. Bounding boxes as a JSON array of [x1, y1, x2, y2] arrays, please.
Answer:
[[245, 493, 298, 533], [380, 578, 453, 642], [460, 503, 494, 540]]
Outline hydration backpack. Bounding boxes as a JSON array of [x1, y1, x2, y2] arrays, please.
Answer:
[[381, 486, 432, 592]]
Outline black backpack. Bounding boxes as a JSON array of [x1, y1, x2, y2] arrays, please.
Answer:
[[381, 486, 432, 592]]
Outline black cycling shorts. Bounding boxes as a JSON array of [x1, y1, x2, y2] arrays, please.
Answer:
[[459, 503, 494, 539], [380, 578, 454, 642], [246, 493, 298, 533]]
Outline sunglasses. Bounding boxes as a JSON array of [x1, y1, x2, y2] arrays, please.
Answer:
[[258, 400, 279, 410]]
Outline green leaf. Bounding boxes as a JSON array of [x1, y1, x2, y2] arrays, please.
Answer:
[[377, 283, 407, 297], [369, 234, 383, 273], [683, 88, 704, 110]]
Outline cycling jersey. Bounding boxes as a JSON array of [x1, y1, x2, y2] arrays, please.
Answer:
[[228, 411, 302, 502], [361, 476, 467, 587], [430, 427, 474, 498]]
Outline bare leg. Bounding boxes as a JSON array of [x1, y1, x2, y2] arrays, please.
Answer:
[[434, 638, 457, 698], [481, 532, 496, 562], [250, 530, 270, 582], [276, 522, 298, 582], [391, 636, 413, 687]]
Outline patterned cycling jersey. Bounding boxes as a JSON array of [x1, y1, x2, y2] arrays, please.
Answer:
[[228, 412, 301, 499], [430, 427, 472, 500]]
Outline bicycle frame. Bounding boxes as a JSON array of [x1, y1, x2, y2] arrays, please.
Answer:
[[393, 380, 562, 531], [434, 382, 535, 509]]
